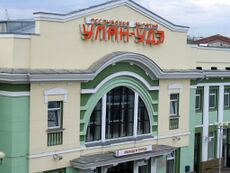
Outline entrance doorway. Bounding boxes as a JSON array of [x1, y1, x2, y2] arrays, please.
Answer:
[[107, 161, 133, 173]]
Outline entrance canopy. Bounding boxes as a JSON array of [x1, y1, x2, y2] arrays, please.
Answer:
[[70, 145, 174, 170]]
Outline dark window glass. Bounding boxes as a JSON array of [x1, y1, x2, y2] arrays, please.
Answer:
[[224, 89, 230, 108], [170, 94, 179, 116], [106, 87, 134, 139], [209, 89, 217, 109], [138, 97, 150, 135], [195, 90, 202, 110], [48, 101, 62, 129], [86, 99, 102, 142]]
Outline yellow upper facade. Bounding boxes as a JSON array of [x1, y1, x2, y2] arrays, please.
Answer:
[[0, 0, 229, 71]]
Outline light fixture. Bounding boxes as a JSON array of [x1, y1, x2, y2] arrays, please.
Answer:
[[53, 154, 63, 160], [0, 151, 5, 165]]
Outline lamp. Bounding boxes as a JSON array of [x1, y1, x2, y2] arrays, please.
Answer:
[[53, 154, 63, 160], [0, 151, 5, 165]]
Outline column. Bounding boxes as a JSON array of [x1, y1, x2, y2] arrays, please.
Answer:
[[202, 85, 209, 161], [217, 85, 224, 158], [101, 94, 107, 142], [151, 158, 157, 173], [133, 161, 138, 173]]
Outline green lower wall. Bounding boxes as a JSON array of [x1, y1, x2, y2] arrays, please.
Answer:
[[66, 167, 79, 173], [179, 88, 196, 173], [0, 95, 29, 173]]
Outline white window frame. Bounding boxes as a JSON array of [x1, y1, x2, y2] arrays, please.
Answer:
[[208, 132, 215, 160], [209, 90, 217, 109], [195, 90, 201, 110], [224, 89, 230, 108], [48, 101, 62, 129], [170, 94, 179, 116], [86, 90, 152, 144]]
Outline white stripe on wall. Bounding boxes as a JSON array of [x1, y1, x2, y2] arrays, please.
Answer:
[[0, 91, 30, 97]]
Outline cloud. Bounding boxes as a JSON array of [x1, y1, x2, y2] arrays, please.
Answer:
[[0, 0, 229, 36], [136, 0, 230, 36]]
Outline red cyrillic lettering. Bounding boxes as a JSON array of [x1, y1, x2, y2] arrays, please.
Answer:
[[120, 27, 129, 42], [81, 24, 94, 40], [135, 27, 146, 43], [107, 26, 118, 41], [95, 25, 106, 40], [146, 29, 156, 45], [155, 30, 164, 44]]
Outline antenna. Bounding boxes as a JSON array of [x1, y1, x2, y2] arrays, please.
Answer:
[[5, 9, 10, 21]]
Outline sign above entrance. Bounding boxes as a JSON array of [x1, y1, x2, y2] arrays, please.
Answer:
[[115, 145, 153, 157], [80, 18, 164, 46]]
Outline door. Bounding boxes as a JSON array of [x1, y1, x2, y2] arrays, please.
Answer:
[[194, 133, 201, 173], [107, 161, 133, 173], [166, 152, 175, 173]]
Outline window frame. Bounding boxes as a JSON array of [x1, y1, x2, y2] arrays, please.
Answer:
[[169, 94, 179, 116], [195, 89, 202, 111], [209, 89, 217, 109], [48, 101, 63, 129], [207, 132, 215, 160], [224, 88, 230, 108], [86, 86, 152, 143]]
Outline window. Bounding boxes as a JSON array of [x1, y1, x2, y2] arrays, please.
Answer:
[[106, 87, 134, 139], [48, 101, 62, 129], [86, 100, 102, 142], [208, 132, 215, 160], [47, 101, 63, 146], [209, 89, 217, 109], [224, 88, 230, 108], [170, 94, 179, 116], [86, 86, 151, 142], [195, 89, 202, 111], [138, 98, 150, 135], [169, 94, 179, 130]]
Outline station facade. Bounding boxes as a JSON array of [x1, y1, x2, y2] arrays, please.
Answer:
[[0, 0, 230, 173]]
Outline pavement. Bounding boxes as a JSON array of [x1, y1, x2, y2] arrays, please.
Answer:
[[212, 168, 230, 173]]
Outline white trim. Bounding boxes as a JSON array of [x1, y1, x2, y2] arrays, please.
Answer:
[[190, 85, 197, 89], [28, 131, 190, 159], [0, 91, 30, 97], [34, 0, 188, 32], [197, 83, 230, 87], [81, 71, 159, 94], [191, 45, 230, 52], [202, 85, 209, 161], [0, 34, 31, 39], [217, 85, 224, 158], [168, 83, 183, 89], [157, 131, 190, 140], [44, 88, 68, 103], [101, 94, 106, 142], [133, 92, 139, 137]]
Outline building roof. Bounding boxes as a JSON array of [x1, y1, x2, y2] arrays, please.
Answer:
[[193, 34, 230, 44], [33, 0, 189, 32], [70, 145, 174, 170]]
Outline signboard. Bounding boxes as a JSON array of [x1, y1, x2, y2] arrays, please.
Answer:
[[115, 145, 153, 157], [80, 18, 164, 46]]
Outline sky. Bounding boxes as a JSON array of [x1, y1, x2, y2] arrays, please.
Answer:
[[0, 0, 229, 37]]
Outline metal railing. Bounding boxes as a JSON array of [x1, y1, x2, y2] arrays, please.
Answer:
[[47, 129, 64, 146], [169, 116, 179, 130]]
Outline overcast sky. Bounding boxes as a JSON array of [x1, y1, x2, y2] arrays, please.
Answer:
[[0, 0, 229, 37]]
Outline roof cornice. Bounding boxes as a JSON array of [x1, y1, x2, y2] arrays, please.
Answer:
[[33, 0, 189, 33]]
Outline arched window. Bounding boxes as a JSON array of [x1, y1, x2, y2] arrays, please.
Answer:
[[86, 86, 151, 142]]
